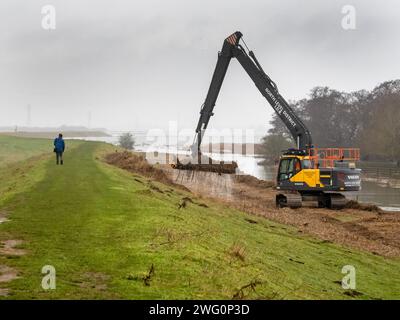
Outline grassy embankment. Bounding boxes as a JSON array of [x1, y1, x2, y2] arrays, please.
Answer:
[[0, 135, 399, 299], [0, 131, 110, 139]]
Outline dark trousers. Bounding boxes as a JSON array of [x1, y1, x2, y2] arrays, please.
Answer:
[[56, 152, 63, 165]]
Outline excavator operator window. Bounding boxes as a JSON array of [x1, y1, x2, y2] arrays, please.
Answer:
[[278, 158, 302, 181], [294, 159, 301, 173], [278, 158, 292, 181], [302, 159, 312, 169]]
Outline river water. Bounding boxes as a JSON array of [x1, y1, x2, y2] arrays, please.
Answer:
[[70, 135, 400, 211]]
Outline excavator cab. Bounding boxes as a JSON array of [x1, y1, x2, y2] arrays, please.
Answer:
[[277, 150, 309, 183], [276, 148, 361, 209], [277, 157, 303, 181]]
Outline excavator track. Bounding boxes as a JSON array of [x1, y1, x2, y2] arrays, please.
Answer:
[[326, 193, 346, 210], [276, 192, 302, 209], [276, 192, 347, 210]]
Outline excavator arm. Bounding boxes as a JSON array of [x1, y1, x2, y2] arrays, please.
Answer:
[[192, 31, 312, 156], [187, 31, 360, 209]]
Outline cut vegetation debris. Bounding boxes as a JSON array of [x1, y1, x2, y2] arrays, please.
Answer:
[[0, 136, 399, 299], [344, 200, 383, 212], [104, 151, 186, 190], [234, 174, 275, 189], [171, 157, 238, 174]]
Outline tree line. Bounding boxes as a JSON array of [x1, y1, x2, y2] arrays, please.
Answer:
[[261, 80, 400, 164]]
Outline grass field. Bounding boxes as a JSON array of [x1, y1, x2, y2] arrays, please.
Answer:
[[0, 136, 399, 299], [0, 135, 53, 167]]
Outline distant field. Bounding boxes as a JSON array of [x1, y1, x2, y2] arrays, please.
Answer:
[[0, 135, 83, 167], [0, 131, 110, 139], [0, 136, 399, 299], [0, 135, 52, 167]]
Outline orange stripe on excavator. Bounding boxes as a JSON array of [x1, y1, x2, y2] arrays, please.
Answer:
[[227, 34, 236, 45]]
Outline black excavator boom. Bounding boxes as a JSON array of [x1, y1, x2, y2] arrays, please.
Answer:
[[192, 31, 312, 158]]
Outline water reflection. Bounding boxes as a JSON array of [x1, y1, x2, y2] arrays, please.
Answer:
[[346, 181, 400, 210]]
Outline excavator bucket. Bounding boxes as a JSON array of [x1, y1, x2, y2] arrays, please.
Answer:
[[171, 155, 238, 174]]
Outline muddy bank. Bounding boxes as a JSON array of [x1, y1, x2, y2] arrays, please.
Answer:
[[105, 151, 400, 258], [164, 168, 400, 258], [165, 167, 235, 200], [104, 151, 189, 192]]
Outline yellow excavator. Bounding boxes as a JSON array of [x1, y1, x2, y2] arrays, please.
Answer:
[[175, 31, 361, 209]]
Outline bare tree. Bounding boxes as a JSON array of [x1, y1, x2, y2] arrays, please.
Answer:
[[265, 79, 400, 161], [260, 134, 294, 165], [119, 132, 135, 150]]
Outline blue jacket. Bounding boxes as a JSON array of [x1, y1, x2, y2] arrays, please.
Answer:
[[54, 137, 65, 153]]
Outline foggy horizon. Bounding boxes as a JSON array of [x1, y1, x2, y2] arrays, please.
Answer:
[[1, 0, 399, 132]]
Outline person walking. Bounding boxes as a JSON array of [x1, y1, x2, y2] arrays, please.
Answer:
[[54, 133, 65, 165]]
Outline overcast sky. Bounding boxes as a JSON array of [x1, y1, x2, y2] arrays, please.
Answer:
[[0, 0, 399, 133]]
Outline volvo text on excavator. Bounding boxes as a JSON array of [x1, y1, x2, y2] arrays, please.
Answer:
[[176, 31, 361, 209]]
